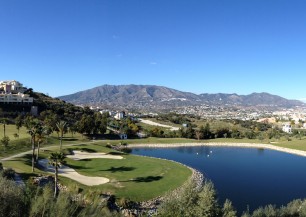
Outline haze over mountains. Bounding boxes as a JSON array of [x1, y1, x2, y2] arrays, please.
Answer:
[[58, 85, 305, 111]]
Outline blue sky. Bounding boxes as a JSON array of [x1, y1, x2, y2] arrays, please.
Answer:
[[0, 0, 306, 100]]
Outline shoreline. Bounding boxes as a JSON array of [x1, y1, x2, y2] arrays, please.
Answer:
[[128, 142, 306, 158]]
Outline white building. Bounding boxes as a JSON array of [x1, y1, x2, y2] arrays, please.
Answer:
[[0, 80, 27, 93], [0, 92, 33, 104], [0, 80, 33, 104], [282, 123, 292, 133], [114, 112, 125, 120]]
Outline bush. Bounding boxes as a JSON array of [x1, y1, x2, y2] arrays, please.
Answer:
[[0, 176, 28, 217], [2, 168, 15, 180]]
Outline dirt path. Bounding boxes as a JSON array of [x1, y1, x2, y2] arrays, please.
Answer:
[[139, 118, 179, 131], [0, 141, 97, 161]]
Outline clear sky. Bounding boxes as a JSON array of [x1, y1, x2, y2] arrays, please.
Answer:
[[0, 0, 305, 100]]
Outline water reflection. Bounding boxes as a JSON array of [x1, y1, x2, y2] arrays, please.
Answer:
[[131, 146, 306, 214]]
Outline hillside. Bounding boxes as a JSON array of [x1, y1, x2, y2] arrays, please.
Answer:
[[0, 89, 84, 120], [58, 84, 305, 111]]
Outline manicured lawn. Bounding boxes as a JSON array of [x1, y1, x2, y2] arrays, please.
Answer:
[[274, 137, 306, 151], [0, 124, 90, 157], [3, 142, 192, 202], [0, 125, 30, 140]]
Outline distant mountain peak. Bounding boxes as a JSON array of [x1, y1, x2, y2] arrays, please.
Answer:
[[58, 84, 305, 111]]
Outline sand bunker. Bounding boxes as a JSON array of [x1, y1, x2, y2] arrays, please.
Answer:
[[37, 150, 124, 186], [38, 159, 109, 186], [66, 150, 123, 160]]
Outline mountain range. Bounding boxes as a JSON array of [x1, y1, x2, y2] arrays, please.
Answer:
[[58, 85, 305, 111]]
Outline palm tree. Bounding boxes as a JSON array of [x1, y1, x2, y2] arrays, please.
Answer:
[[26, 119, 41, 172], [48, 152, 65, 198], [0, 118, 8, 137], [56, 121, 66, 150], [15, 115, 23, 135], [36, 125, 47, 161]]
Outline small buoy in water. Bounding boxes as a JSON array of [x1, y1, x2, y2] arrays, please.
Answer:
[[207, 154, 210, 157], [196, 152, 199, 155], [210, 151, 212, 153]]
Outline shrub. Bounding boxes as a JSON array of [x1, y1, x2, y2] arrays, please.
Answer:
[[2, 168, 15, 180], [0, 176, 27, 217]]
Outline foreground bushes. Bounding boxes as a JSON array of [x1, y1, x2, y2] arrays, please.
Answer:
[[0, 176, 120, 217], [0, 176, 28, 217], [242, 199, 306, 217], [157, 180, 306, 217], [2, 173, 306, 217], [156, 181, 237, 217]]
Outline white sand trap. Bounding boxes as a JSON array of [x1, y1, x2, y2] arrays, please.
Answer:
[[66, 150, 123, 160], [38, 159, 109, 186]]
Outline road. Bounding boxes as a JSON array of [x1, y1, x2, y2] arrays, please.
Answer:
[[0, 140, 97, 161]]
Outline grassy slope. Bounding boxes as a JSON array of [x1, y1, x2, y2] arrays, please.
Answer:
[[3, 143, 192, 201], [274, 138, 306, 151]]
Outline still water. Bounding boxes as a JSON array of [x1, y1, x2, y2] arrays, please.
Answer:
[[131, 146, 306, 213]]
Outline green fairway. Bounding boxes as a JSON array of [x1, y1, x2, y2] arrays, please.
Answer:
[[274, 137, 306, 151], [2, 123, 306, 202], [3, 142, 192, 202], [0, 125, 30, 140], [0, 124, 90, 157]]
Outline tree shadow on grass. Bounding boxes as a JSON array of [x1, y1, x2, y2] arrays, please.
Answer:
[[107, 151, 128, 156], [101, 166, 135, 173], [65, 164, 88, 170], [78, 159, 92, 162], [78, 148, 97, 153], [120, 176, 163, 183], [133, 176, 163, 183], [63, 138, 78, 142], [14, 154, 33, 167]]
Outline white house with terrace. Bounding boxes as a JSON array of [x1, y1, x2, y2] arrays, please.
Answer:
[[0, 80, 33, 104]]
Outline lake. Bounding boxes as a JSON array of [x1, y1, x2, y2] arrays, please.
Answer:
[[131, 146, 306, 213]]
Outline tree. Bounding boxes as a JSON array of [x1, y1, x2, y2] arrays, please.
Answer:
[[195, 130, 203, 141], [48, 152, 65, 198], [185, 125, 195, 139], [15, 115, 23, 134], [56, 121, 67, 150], [195, 181, 221, 216], [222, 199, 237, 217], [200, 123, 212, 139], [36, 125, 47, 161], [1, 136, 10, 152], [26, 118, 42, 172], [0, 176, 28, 217], [0, 118, 8, 137], [77, 114, 94, 135]]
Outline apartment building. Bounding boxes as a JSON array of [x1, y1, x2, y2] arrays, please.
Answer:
[[0, 80, 33, 104]]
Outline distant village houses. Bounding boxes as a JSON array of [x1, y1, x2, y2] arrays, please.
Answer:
[[0, 80, 33, 104]]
